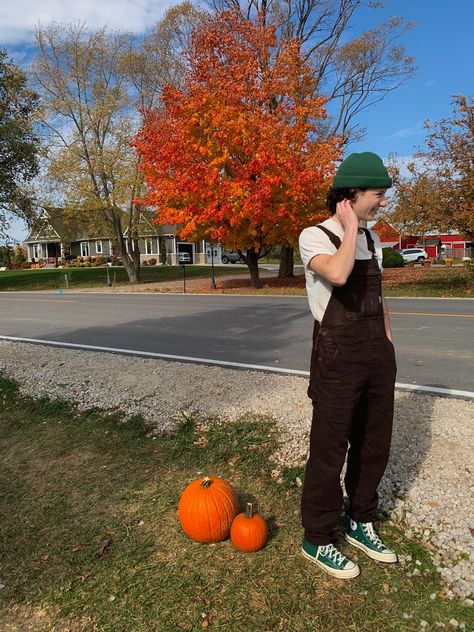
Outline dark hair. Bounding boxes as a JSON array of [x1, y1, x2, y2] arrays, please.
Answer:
[[326, 187, 367, 215]]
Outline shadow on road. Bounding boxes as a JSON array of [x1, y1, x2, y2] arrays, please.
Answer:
[[40, 303, 311, 368]]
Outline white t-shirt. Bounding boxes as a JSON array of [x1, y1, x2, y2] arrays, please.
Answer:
[[299, 217, 383, 322]]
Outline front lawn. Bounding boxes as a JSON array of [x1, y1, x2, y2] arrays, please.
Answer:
[[0, 376, 470, 631], [0, 265, 247, 292], [382, 265, 474, 297], [213, 266, 474, 298], [1, 264, 472, 297]]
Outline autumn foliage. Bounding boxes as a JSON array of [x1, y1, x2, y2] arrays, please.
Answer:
[[389, 95, 474, 240], [134, 11, 340, 286]]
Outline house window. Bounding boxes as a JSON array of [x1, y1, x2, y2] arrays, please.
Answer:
[[96, 240, 103, 254], [145, 238, 153, 255], [41, 243, 48, 258], [81, 242, 90, 257], [33, 244, 39, 259]]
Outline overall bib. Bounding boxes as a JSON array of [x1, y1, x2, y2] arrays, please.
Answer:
[[301, 225, 397, 546]]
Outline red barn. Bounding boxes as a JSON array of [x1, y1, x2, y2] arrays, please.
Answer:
[[372, 219, 473, 259]]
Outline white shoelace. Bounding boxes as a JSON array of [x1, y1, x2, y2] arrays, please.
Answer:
[[362, 522, 386, 550], [320, 544, 347, 566]]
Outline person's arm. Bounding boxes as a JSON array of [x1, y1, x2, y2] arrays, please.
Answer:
[[308, 199, 359, 286], [382, 296, 393, 342]]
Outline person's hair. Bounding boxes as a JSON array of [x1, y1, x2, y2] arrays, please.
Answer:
[[326, 187, 367, 215]]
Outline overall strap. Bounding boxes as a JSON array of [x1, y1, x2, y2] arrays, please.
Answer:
[[362, 228, 377, 259], [315, 224, 341, 249]]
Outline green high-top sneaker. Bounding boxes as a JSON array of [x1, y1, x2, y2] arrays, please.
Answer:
[[345, 519, 397, 563], [301, 539, 360, 579]]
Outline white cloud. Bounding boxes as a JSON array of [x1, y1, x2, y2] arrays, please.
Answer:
[[0, 0, 175, 45], [382, 121, 425, 140]]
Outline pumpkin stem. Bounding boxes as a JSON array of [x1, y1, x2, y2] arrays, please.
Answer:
[[245, 502, 253, 519], [201, 477, 212, 488]]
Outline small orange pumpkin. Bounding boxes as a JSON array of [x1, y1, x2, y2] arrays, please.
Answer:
[[230, 502, 268, 552], [178, 476, 240, 543]]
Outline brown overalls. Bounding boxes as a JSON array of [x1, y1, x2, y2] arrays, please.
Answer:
[[301, 225, 397, 545]]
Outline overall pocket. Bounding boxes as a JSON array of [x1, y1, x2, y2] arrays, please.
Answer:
[[343, 275, 382, 319], [316, 335, 340, 371]]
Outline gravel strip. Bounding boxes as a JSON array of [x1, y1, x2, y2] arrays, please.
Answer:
[[0, 340, 473, 600]]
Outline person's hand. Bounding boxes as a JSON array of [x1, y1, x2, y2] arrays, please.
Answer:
[[336, 199, 359, 232]]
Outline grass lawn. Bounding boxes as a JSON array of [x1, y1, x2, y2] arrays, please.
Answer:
[[0, 376, 471, 632], [381, 266, 474, 297], [214, 266, 474, 298], [1, 264, 472, 298], [0, 265, 247, 292]]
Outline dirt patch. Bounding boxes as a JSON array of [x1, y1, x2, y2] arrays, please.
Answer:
[[1, 604, 96, 632]]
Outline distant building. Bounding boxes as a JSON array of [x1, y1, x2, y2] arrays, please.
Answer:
[[23, 208, 209, 265], [372, 218, 473, 259]]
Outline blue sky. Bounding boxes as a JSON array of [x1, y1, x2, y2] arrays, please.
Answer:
[[2, 0, 473, 242], [350, 0, 474, 158]]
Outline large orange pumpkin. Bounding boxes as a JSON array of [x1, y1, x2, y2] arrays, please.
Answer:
[[178, 476, 240, 543], [230, 502, 268, 552]]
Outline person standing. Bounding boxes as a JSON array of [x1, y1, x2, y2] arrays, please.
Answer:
[[298, 152, 398, 579]]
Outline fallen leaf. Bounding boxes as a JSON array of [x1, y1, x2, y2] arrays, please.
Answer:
[[224, 455, 242, 466], [95, 538, 112, 558], [382, 582, 390, 594], [77, 572, 91, 583], [193, 436, 208, 447], [270, 468, 282, 481]]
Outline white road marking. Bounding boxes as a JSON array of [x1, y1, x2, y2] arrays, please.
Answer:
[[1, 335, 473, 400]]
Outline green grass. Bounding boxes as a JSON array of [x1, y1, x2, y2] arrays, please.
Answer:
[[0, 376, 472, 631], [382, 266, 474, 297], [1, 264, 472, 298], [0, 265, 247, 292]]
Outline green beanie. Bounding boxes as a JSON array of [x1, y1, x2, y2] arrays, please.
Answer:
[[332, 152, 392, 189]]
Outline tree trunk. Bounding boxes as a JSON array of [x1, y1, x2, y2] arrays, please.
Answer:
[[246, 247, 262, 289], [278, 244, 294, 278], [159, 236, 167, 264], [123, 237, 141, 283], [116, 234, 140, 284]]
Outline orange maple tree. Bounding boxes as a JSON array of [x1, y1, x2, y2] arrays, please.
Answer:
[[134, 11, 340, 287]]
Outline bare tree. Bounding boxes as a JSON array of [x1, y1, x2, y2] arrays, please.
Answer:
[[31, 3, 204, 282], [210, 0, 414, 142]]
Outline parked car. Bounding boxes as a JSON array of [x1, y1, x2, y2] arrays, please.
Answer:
[[178, 252, 191, 264], [396, 248, 428, 263], [221, 251, 245, 264]]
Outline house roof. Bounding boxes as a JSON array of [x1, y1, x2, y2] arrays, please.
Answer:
[[24, 207, 167, 243], [24, 207, 95, 243]]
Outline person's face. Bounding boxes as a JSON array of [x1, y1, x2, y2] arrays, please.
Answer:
[[351, 189, 388, 222]]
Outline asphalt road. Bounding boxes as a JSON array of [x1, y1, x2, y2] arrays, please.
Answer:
[[0, 292, 473, 393]]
